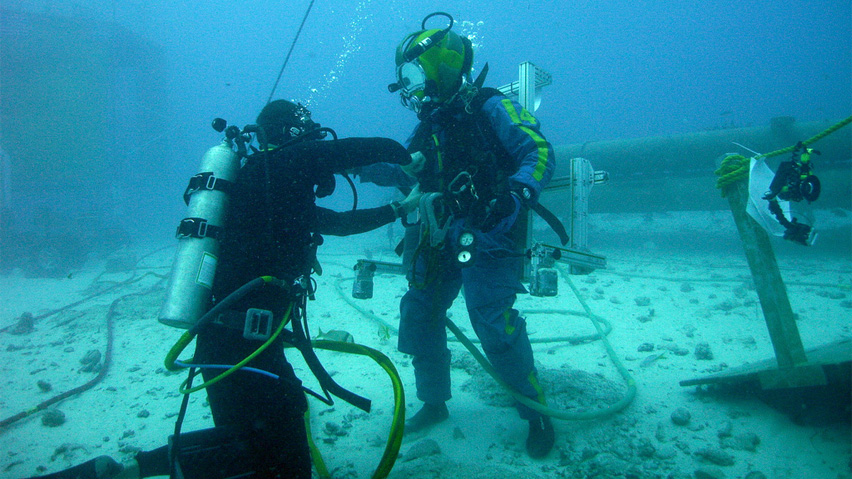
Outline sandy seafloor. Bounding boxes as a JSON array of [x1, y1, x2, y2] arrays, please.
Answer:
[[1, 210, 850, 479]]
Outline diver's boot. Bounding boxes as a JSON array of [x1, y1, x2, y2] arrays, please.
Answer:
[[405, 401, 449, 434], [526, 415, 555, 458]]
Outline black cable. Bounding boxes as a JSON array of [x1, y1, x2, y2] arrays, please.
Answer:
[[343, 173, 358, 210], [169, 367, 197, 478], [266, 0, 318, 104]]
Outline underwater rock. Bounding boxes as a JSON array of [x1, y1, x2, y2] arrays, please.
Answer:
[[680, 283, 694, 293], [119, 444, 142, 454], [634, 438, 655, 458], [80, 349, 102, 372], [403, 438, 441, 462], [694, 447, 735, 466], [670, 407, 691, 426], [716, 421, 733, 438], [9, 312, 35, 335], [695, 342, 714, 360], [323, 422, 348, 437], [42, 409, 66, 427], [815, 290, 847, 300], [655, 422, 668, 442], [37, 379, 52, 392], [634, 296, 651, 306], [721, 432, 760, 452], [637, 343, 655, 352], [654, 444, 678, 460], [659, 343, 690, 356], [51, 443, 88, 461], [733, 285, 749, 299], [713, 300, 737, 312], [739, 336, 758, 350], [694, 467, 726, 479], [743, 471, 768, 479], [137, 409, 150, 418]]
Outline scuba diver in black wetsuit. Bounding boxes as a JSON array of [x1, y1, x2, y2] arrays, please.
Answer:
[[25, 100, 419, 479], [187, 100, 420, 479]]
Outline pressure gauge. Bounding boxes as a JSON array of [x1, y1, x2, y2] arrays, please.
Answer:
[[457, 250, 472, 264], [459, 231, 475, 247]]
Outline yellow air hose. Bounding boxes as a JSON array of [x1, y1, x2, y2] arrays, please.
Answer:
[[445, 266, 636, 420], [165, 303, 293, 395], [336, 264, 636, 421], [305, 340, 406, 479], [163, 274, 404, 478]]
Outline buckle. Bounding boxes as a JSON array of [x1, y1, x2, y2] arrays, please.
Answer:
[[183, 173, 212, 205], [448, 171, 474, 198], [183, 172, 234, 205], [243, 309, 274, 341], [176, 217, 207, 239], [205, 174, 218, 191]]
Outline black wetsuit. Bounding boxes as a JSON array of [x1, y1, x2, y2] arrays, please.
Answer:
[[190, 136, 407, 479]]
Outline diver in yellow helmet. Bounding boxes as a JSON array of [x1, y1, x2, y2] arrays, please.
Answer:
[[388, 12, 478, 119], [384, 12, 558, 458]]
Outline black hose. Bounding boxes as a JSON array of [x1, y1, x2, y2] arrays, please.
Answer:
[[0, 295, 123, 430], [186, 276, 269, 336], [343, 173, 358, 210]]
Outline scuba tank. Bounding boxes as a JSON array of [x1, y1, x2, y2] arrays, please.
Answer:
[[159, 126, 241, 329]]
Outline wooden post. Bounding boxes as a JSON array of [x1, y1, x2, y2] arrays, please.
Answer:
[[723, 175, 807, 369]]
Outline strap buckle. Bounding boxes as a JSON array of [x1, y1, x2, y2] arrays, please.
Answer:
[[183, 172, 234, 205], [176, 217, 222, 240], [243, 309, 274, 341]]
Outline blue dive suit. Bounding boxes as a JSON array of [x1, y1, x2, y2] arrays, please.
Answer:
[[366, 88, 555, 419]]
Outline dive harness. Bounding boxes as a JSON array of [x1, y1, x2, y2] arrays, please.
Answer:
[[164, 275, 405, 479]]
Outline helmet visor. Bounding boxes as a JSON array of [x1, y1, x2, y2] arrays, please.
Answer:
[[397, 61, 429, 112], [397, 61, 427, 94]]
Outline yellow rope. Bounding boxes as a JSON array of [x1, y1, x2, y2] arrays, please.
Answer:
[[715, 114, 852, 196], [714, 154, 749, 195], [760, 114, 852, 160]]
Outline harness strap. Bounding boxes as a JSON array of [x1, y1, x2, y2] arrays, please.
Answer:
[[530, 202, 570, 246], [183, 172, 236, 205], [176, 217, 224, 240]]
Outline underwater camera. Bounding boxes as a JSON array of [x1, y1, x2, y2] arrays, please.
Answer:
[[763, 142, 821, 204]]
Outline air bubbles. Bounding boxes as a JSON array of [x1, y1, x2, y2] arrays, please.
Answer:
[[459, 20, 486, 52], [305, 0, 374, 107]]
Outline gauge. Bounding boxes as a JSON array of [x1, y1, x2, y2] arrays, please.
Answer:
[[459, 231, 475, 247]]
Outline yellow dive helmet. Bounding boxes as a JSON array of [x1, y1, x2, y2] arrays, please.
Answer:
[[388, 12, 473, 114]]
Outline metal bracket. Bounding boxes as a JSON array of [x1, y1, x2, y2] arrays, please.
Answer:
[[497, 61, 552, 112]]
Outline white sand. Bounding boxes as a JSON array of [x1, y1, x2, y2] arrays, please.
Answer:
[[1, 220, 850, 479]]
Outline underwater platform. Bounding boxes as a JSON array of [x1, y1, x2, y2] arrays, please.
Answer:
[[680, 338, 852, 389]]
